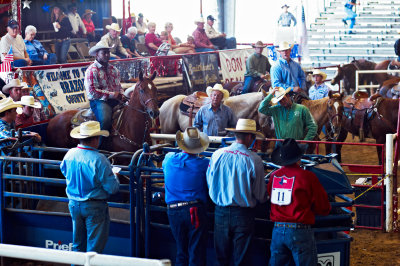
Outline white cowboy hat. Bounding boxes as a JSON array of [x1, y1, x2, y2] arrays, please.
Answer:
[[0, 97, 22, 113], [252, 41, 266, 48], [276, 41, 294, 51], [70, 120, 110, 139], [106, 23, 121, 32], [270, 87, 292, 104], [194, 17, 205, 24], [20, 82, 31, 90], [312, 69, 327, 81], [19, 96, 41, 108], [206, 84, 229, 100], [2, 79, 24, 94], [88, 42, 112, 56], [176, 127, 210, 154], [226, 119, 264, 139]]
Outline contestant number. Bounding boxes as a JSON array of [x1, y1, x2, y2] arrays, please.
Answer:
[[271, 188, 292, 205]]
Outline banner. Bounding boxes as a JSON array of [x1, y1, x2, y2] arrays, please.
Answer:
[[182, 53, 219, 92]]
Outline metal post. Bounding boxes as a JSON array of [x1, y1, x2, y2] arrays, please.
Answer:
[[386, 134, 395, 232], [392, 99, 400, 230], [355, 70, 359, 91]]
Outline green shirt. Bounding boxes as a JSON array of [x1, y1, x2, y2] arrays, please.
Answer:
[[244, 53, 271, 78], [258, 94, 317, 141]]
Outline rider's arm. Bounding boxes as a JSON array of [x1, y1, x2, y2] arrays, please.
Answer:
[[298, 66, 307, 89], [290, 13, 297, 26], [270, 65, 287, 88]]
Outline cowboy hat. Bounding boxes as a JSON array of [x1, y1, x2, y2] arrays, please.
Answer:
[[106, 23, 121, 32], [271, 138, 307, 166], [206, 84, 229, 100], [312, 69, 327, 81], [83, 9, 96, 17], [130, 12, 136, 18], [2, 79, 24, 94], [88, 42, 112, 56], [194, 17, 205, 24], [19, 96, 41, 109], [176, 127, 210, 154], [281, 4, 290, 8], [253, 41, 266, 48], [0, 97, 22, 113], [226, 119, 265, 139], [70, 120, 110, 139], [270, 87, 292, 104], [276, 41, 294, 51]]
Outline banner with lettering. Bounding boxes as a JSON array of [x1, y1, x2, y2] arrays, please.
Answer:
[[219, 48, 254, 84], [181, 53, 220, 92]]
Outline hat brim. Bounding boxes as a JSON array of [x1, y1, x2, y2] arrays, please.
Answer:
[[106, 25, 121, 32], [313, 73, 327, 81], [271, 143, 306, 166], [277, 44, 294, 51], [253, 44, 267, 48], [21, 102, 41, 109], [0, 103, 23, 113], [206, 87, 229, 100], [225, 128, 265, 139], [176, 131, 209, 154], [89, 46, 111, 56], [271, 87, 292, 104], [83, 11, 96, 16], [70, 126, 110, 139], [2, 84, 24, 94]]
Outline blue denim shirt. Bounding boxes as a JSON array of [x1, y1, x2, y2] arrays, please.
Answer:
[[206, 142, 267, 207], [60, 144, 120, 201], [308, 83, 331, 100], [277, 12, 297, 27], [193, 103, 237, 136], [163, 152, 209, 204], [24, 39, 48, 61], [271, 58, 306, 90]]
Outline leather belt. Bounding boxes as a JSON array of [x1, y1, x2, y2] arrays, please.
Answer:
[[56, 37, 70, 42], [168, 200, 200, 209], [86, 198, 107, 202], [274, 222, 311, 229]]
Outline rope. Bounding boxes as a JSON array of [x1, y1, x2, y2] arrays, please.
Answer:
[[353, 174, 389, 201]]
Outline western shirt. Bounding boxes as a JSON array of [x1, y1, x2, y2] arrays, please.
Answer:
[[60, 144, 119, 201], [68, 12, 87, 35], [0, 33, 26, 59], [100, 33, 128, 58], [271, 58, 306, 89], [308, 83, 331, 100], [193, 103, 237, 136], [24, 39, 48, 61], [258, 93, 317, 141], [206, 142, 267, 207], [163, 152, 209, 204], [192, 28, 212, 48], [277, 12, 297, 27], [205, 24, 221, 39], [82, 18, 95, 34], [244, 53, 271, 78], [0, 119, 30, 149]]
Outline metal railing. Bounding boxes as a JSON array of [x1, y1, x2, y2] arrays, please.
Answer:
[[356, 69, 400, 93]]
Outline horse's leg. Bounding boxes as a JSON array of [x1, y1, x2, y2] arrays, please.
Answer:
[[333, 129, 348, 163], [375, 136, 386, 165]]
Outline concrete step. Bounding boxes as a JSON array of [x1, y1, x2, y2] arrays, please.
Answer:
[[308, 42, 394, 48], [309, 29, 400, 35], [310, 54, 394, 62], [309, 47, 393, 54], [311, 23, 400, 29], [325, 6, 400, 13], [316, 16, 400, 22], [320, 12, 400, 18]]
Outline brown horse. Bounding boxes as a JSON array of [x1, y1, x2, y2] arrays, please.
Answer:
[[46, 71, 160, 152]]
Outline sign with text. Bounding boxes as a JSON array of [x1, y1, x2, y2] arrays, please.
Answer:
[[219, 48, 254, 84], [182, 53, 219, 92]]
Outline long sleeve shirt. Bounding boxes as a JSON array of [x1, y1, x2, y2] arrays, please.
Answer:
[[258, 93, 317, 141], [68, 12, 87, 35], [84, 60, 124, 101], [0, 119, 30, 149], [0, 33, 26, 59], [193, 103, 237, 136], [205, 24, 221, 39], [60, 144, 120, 201], [24, 39, 49, 61], [206, 142, 267, 207], [163, 152, 209, 204], [192, 28, 212, 48], [54, 16, 73, 40], [277, 12, 297, 27], [100, 33, 129, 58], [244, 53, 271, 78], [308, 83, 331, 100], [271, 58, 306, 89]]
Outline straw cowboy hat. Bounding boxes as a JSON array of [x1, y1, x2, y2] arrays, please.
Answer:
[[194, 17, 205, 24], [176, 127, 210, 154], [70, 121, 109, 139], [88, 42, 112, 56], [0, 97, 22, 113], [276, 41, 294, 51], [106, 23, 121, 32], [271, 138, 307, 166], [2, 79, 24, 94], [83, 9, 96, 17], [19, 96, 41, 108], [252, 41, 267, 48], [206, 84, 230, 100], [270, 87, 292, 104], [226, 119, 265, 139], [312, 69, 327, 81]]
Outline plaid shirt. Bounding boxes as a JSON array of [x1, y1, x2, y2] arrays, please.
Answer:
[[84, 60, 124, 101], [0, 119, 29, 150]]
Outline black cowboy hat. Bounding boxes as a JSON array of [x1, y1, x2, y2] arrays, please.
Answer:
[[281, 4, 290, 8], [271, 138, 307, 166]]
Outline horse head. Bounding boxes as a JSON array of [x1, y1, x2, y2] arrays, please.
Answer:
[[130, 71, 160, 119], [331, 65, 343, 86], [327, 90, 344, 138]]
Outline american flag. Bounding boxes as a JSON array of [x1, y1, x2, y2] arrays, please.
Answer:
[[298, 3, 309, 59], [0, 46, 13, 73]]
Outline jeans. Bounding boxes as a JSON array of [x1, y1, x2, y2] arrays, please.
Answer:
[[12, 59, 28, 67], [168, 203, 207, 266], [210, 37, 237, 50], [344, 7, 357, 32], [55, 39, 71, 64], [269, 226, 317, 266], [89, 99, 119, 146], [195, 47, 215, 52], [68, 200, 110, 253], [242, 76, 261, 94], [214, 206, 255, 266], [32, 53, 57, 66]]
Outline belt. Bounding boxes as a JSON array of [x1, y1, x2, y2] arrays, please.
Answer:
[[86, 198, 107, 202], [274, 222, 311, 229], [56, 37, 70, 42], [168, 200, 200, 209]]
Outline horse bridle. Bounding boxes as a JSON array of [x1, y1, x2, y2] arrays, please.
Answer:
[[325, 102, 342, 140]]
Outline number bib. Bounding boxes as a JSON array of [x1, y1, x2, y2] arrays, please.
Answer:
[[271, 175, 295, 206]]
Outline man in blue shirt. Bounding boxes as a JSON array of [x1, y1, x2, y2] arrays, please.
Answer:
[[207, 119, 267, 265], [270, 41, 306, 93], [308, 69, 331, 100], [60, 120, 119, 253], [24, 25, 57, 66], [163, 127, 210, 266], [194, 84, 237, 136], [342, 0, 359, 34], [277, 4, 297, 27]]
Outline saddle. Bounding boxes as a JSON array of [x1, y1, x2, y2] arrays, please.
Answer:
[[230, 79, 271, 96], [71, 104, 126, 130], [179, 91, 210, 117]]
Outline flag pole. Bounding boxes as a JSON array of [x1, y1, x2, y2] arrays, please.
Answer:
[[200, 0, 203, 17]]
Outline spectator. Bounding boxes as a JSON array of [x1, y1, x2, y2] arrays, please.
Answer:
[[277, 4, 297, 27], [60, 120, 119, 253], [194, 84, 237, 136], [67, 3, 86, 38], [205, 15, 236, 50], [145, 22, 162, 56], [15, 95, 41, 128], [100, 23, 131, 59], [24, 25, 57, 66], [51, 4, 73, 64], [308, 69, 331, 100], [120, 26, 141, 57], [2, 79, 23, 100], [0, 19, 32, 67], [342, 0, 359, 34], [206, 118, 267, 265], [268, 138, 331, 265], [163, 127, 210, 266], [258, 87, 317, 141], [192, 17, 215, 52], [136, 13, 147, 43], [165, 22, 195, 54], [128, 12, 137, 28], [82, 9, 97, 42], [242, 41, 271, 94], [156, 31, 173, 56]]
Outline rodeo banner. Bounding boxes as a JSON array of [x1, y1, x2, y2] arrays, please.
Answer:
[[182, 53, 220, 92]]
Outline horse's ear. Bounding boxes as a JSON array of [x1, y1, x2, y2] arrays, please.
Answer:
[[328, 90, 333, 98], [139, 71, 143, 81], [340, 92, 345, 99], [150, 71, 157, 81]]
